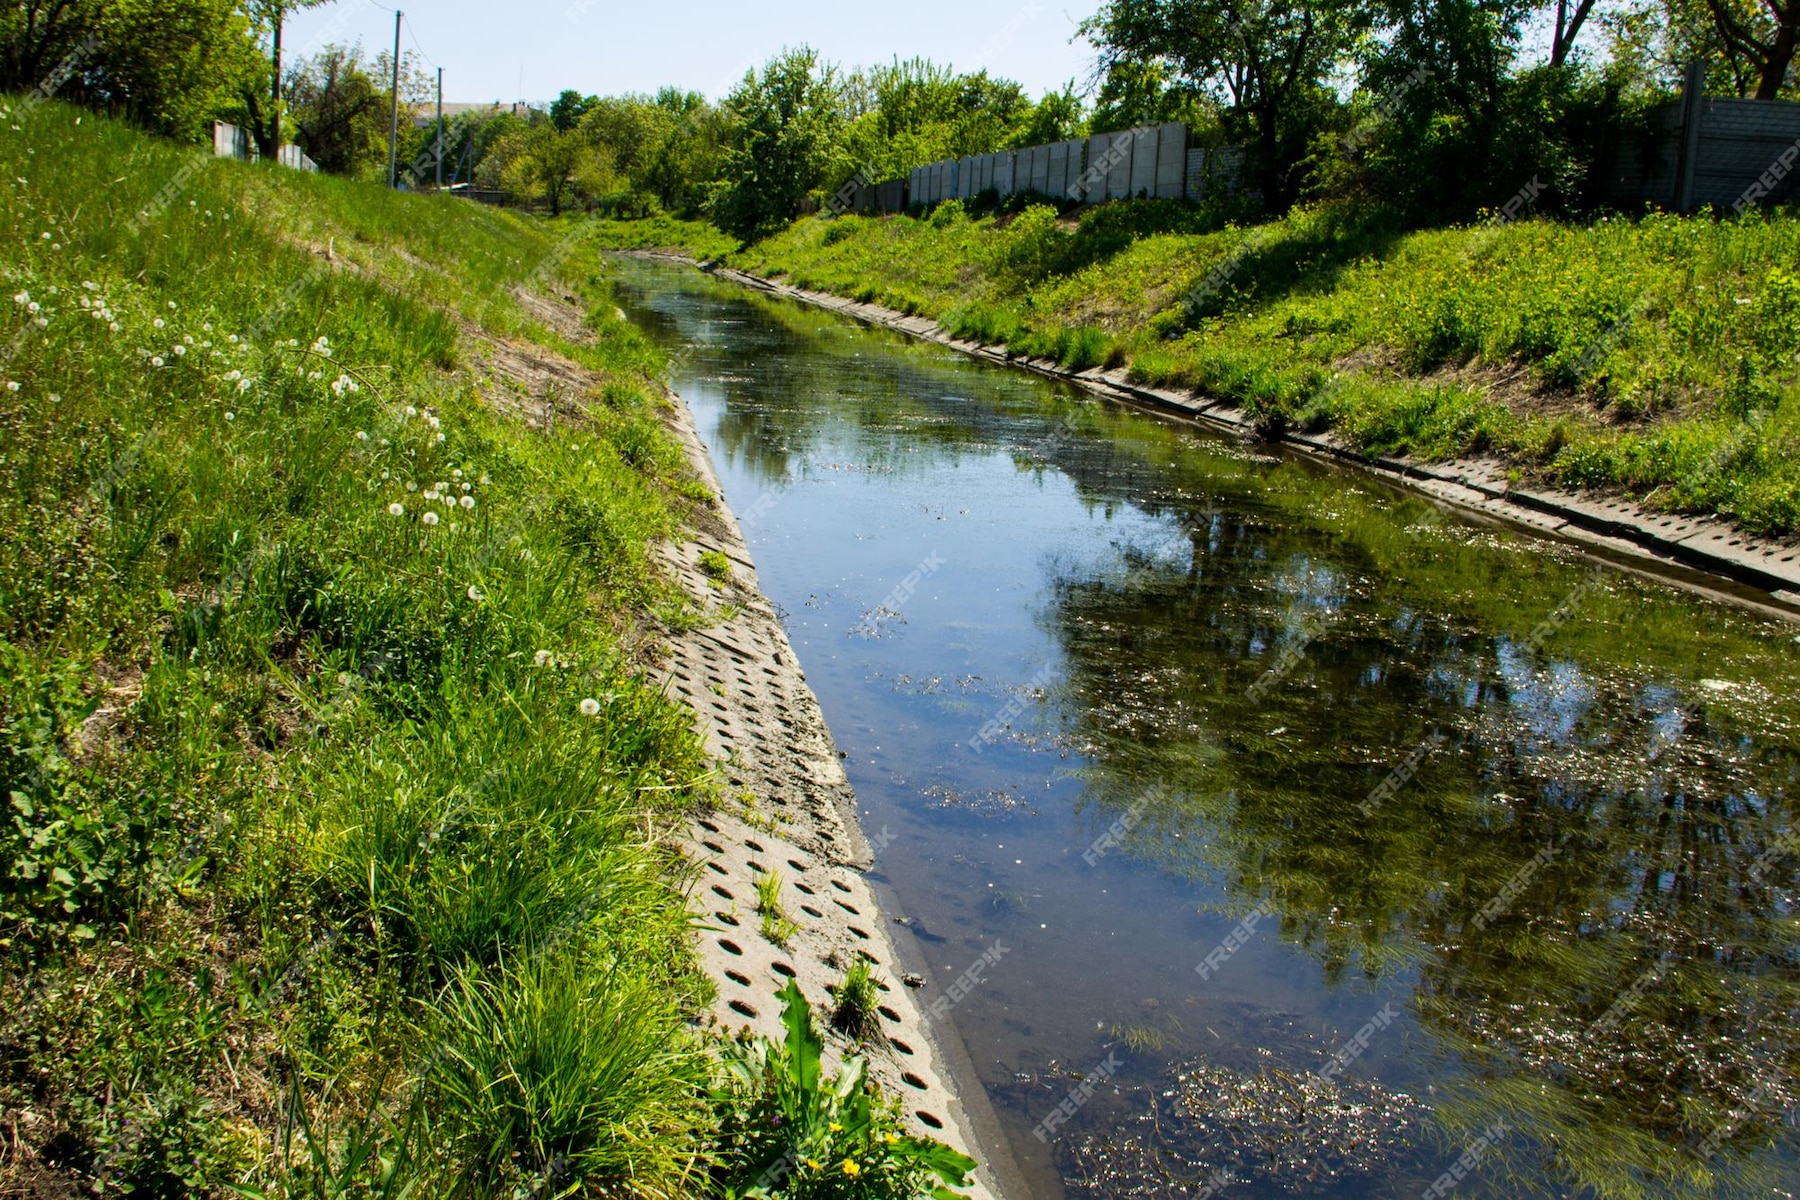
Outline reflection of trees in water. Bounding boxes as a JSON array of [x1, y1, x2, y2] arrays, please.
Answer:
[[611, 256, 1800, 1193], [1039, 489, 1800, 1194]]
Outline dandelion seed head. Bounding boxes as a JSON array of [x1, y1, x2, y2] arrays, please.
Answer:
[[26, 301, 39, 314], [11, 292, 26, 304], [534, 650, 554, 667], [356, 430, 369, 441], [152, 317, 164, 328], [3, 381, 17, 392], [388, 502, 405, 517], [421, 511, 439, 526], [224, 411, 235, 421], [172, 344, 186, 356], [150, 355, 164, 367], [236, 377, 251, 392], [460, 495, 475, 510], [466, 585, 483, 602], [579, 698, 601, 716]]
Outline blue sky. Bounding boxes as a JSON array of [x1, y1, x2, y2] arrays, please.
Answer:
[[283, 1, 1102, 107]]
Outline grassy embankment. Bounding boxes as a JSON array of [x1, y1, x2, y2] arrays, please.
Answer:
[[595, 199, 1800, 539], [0, 103, 968, 1198]]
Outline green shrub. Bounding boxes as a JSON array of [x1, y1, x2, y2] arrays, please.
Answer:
[[709, 980, 976, 1199]]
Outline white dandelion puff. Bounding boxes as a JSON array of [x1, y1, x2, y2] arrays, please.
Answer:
[[355, 430, 369, 441], [421, 511, 439, 526], [388, 502, 405, 517], [150, 355, 164, 367], [224, 411, 235, 421], [579, 698, 601, 716], [236, 377, 251, 392], [153, 318, 164, 328], [26, 301, 39, 314], [533, 650, 554, 667], [466, 585, 483, 602], [404, 405, 418, 417], [172, 344, 185, 356], [3, 381, 17, 392], [459, 495, 475, 510], [13, 291, 29, 304]]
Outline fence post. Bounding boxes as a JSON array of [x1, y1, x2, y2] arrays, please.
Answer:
[[1673, 59, 1705, 212]]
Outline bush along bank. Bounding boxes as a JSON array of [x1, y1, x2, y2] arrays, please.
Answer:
[[0, 99, 974, 1199], [595, 197, 1800, 542]]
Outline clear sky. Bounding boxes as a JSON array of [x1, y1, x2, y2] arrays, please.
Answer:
[[283, 1, 1103, 108]]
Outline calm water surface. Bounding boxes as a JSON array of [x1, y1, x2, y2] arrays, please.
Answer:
[[607, 256, 1800, 1199]]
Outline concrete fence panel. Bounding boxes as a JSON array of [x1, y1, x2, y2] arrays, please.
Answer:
[[1105, 130, 1136, 200], [1155, 123, 1188, 198], [1128, 126, 1159, 198]]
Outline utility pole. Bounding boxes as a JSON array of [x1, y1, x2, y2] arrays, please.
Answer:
[[270, 4, 283, 158], [387, 9, 402, 189], [435, 67, 444, 188]]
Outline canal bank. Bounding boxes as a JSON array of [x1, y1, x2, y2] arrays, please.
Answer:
[[489, 281, 1026, 1199], [658, 379, 1029, 1200], [629, 251, 1800, 616]]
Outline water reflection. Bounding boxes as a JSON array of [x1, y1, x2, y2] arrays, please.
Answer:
[[606, 256, 1800, 1198]]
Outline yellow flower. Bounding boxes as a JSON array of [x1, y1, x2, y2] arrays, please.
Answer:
[[804, 1159, 821, 1171], [841, 1160, 862, 1178], [828, 1122, 843, 1133], [883, 1132, 900, 1144]]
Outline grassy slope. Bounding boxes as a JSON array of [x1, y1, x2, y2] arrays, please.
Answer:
[[0, 100, 723, 1195], [602, 199, 1800, 539]]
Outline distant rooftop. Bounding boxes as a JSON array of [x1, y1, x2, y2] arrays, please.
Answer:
[[412, 101, 541, 127]]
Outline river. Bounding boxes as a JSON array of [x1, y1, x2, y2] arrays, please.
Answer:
[[607, 255, 1800, 1199]]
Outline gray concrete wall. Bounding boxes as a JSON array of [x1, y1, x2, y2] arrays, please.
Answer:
[[1602, 96, 1800, 211], [907, 122, 1191, 207]]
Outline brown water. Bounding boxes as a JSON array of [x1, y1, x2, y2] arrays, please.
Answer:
[[609, 255, 1800, 1200]]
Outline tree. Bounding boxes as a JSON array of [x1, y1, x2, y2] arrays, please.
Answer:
[[1694, 0, 1800, 96], [549, 87, 592, 131], [711, 47, 844, 239], [1, 0, 265, 138], [1081, 0, 1370, 210], [241, 0, 335, 158], [285, 44, 390, 176]]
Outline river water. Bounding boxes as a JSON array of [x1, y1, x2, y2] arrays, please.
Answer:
[[607, 255, 1800, 1199]]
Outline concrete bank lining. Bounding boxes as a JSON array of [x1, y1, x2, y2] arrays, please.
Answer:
[[649, 255, 1800, 619], [658, 389, 1028, 1200]]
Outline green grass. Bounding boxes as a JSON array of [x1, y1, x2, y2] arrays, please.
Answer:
[[668, 198, 1800, 539], [0, 99, 970, 1198], [585, 213, 741, 261]]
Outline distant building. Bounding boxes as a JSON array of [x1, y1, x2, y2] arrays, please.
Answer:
[[412, 101, 540, 128]]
